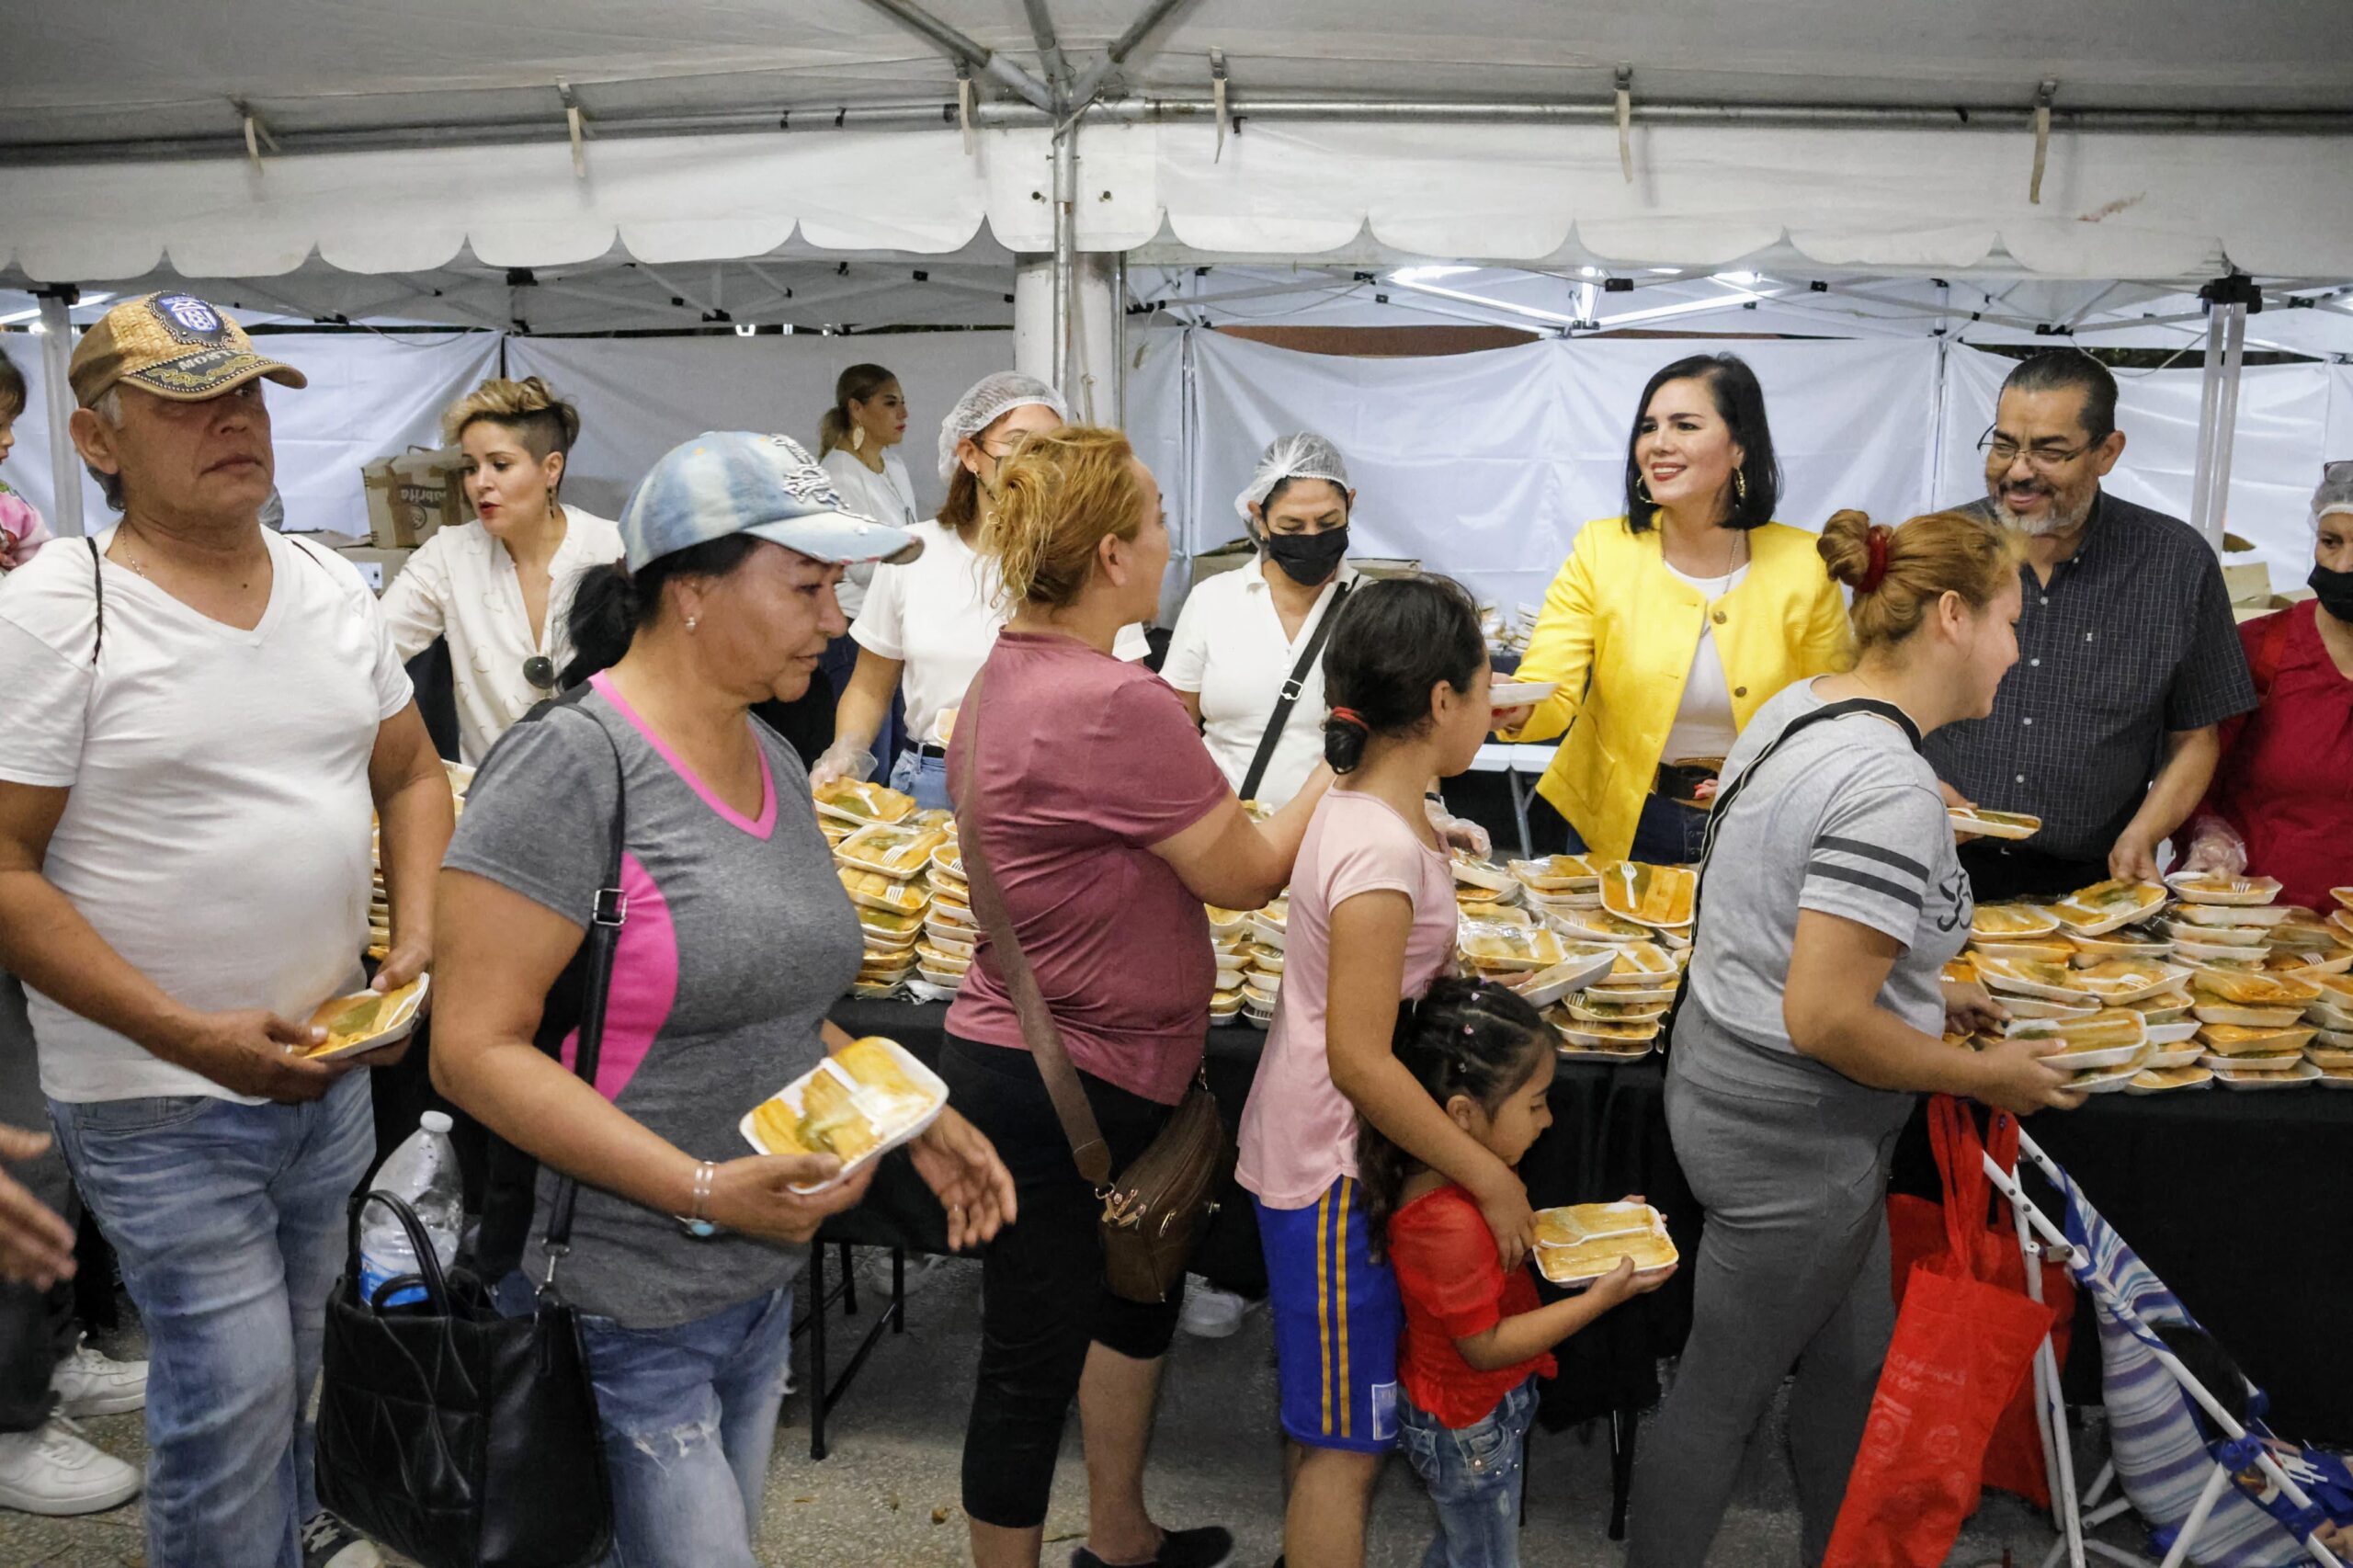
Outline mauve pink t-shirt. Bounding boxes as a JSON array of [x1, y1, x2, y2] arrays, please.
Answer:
[[946, 631, 1232, 1106], [1235, 790, 1457, 1210]]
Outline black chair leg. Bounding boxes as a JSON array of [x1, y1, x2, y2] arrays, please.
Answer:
[[1608, 1406, 1636, 1540], [840, 1240, 858, 1317], [892, 1247, 906, 1332], [808, 1242, 830, 1461]]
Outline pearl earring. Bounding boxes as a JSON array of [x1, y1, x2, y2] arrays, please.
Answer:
[[685, 616, 699, 631]]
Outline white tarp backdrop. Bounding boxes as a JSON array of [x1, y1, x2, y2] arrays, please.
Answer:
[[505, 332, 1017, 525], [6, 327, 2342, 606]]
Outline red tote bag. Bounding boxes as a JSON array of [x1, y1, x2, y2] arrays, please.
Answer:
[[1886, 1103, 2074, 1506], [1823, 1097, 2054, 1568]]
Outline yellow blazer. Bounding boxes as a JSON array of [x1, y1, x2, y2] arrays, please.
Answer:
[[1503, 517, 1853, 859]]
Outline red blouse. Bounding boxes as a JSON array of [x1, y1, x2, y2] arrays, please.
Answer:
[[2197, 602, 2353, 913]]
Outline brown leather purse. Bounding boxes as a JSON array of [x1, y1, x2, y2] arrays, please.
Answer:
[[952, 671, 1229, 1304]]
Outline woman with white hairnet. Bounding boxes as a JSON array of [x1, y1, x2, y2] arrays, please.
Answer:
[[813, 371, 1150, 808], [1164, 434, 1364, 807], [2177, 461, 2353, 910]]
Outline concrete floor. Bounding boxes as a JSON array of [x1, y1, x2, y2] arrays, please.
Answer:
[[11, 1258, 2126, 1568]]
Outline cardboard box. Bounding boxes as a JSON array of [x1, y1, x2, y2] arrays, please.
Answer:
[[361, 447, 469, 550], [335, 545, 415, 594]]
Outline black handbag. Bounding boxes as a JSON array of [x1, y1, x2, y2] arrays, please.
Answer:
[[313, 701, 627, 1568]]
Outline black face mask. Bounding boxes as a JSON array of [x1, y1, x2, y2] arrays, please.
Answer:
[[1264, 526, 1349, 586], [2312, 562, 2353, 622]]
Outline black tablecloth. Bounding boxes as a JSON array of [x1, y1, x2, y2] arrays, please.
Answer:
[[829, 1000, 2353, 1443]]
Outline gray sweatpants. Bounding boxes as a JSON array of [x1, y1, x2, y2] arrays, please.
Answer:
[[1626, 1064, 1909, 1568]]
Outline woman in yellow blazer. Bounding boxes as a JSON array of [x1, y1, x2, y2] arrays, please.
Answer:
[[1497, 354, 1852, 862]]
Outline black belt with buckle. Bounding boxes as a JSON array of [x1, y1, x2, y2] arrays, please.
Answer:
[[915, 742, 949, 759]]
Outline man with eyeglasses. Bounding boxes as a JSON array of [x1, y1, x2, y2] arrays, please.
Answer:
[[1927, 350, 2256, 902]]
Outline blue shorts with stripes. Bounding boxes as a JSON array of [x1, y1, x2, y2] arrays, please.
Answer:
[[1255, 1176, 1402, 1453]]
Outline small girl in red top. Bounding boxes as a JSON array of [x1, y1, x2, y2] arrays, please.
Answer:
[[1360, 978, 1675, 1568]]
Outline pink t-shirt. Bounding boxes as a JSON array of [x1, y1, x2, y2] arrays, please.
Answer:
[[946, 631, 1232, 1106], [1235, 790, 1456, 1209]]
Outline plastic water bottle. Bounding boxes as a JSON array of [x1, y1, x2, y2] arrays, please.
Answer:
[[359, 1110, 462, 1309]]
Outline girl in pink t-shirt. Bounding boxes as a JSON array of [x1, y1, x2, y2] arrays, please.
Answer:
[[1235, 574, 1535, 1568]]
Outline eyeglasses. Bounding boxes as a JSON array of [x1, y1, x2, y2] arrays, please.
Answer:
[[1978, 425, 2094, 472], [522, 654, 557, 692]]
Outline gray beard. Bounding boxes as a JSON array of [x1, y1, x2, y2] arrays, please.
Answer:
[[1990, 487, 2094, 538]]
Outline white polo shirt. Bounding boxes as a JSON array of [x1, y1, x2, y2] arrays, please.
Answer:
[[1164, 560, 1358, 806], [851, 517, 1150, 748], [819, 448, 919, 622], [376, 506, 624, 766], [0, 527, 414, 1104]]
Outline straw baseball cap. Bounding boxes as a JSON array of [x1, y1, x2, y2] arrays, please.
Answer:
[[67, 292, 307, 409], [620, 431, 924, 573]]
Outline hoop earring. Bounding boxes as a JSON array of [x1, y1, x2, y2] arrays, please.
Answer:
[[1634, 475, 1654, 505], [1733, 469, 1749, 505]]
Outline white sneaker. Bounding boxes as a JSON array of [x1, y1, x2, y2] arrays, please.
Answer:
[[51, 1337, 147, 1418], [301, 1511, 385, 1568], [0, 1416, 141, 1516], [1178, 1278, 1250, 1340]]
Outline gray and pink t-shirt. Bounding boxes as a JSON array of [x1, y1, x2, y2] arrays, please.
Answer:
[[445, 672, 864, 1327]]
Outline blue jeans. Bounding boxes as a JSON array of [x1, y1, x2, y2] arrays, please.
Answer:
[[1554, 792, 1710, 865], [49, 1071, 374, 1568], [1397, 1376, 1539, 1568], [577, 1287, 796, 1568], [888, 747, 954, 812]]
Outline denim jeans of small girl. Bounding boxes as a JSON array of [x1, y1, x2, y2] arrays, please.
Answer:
[[1397, 1375, 1539, 1568]]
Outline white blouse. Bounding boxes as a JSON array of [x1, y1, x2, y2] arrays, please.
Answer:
[[377, 507, 626, 765], [1163, 561, 1358, 805], [820, 448, 919, 622], [1659, 559, 1751, 765], [851, 517, 1150, 748]]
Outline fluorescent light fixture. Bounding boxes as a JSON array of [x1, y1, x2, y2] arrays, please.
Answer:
[[1389, 265, 1479, 285], [1579, 266, 1605, 278], [1597, 285, 1784, 329], [1712, 271, 1762, 287]]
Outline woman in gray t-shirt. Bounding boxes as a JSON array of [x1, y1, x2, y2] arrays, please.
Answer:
[[1628, 508, 2086, 1568], [432, 434, 1013, 1568]]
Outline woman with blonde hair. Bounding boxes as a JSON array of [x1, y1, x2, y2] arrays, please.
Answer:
[[1626, 508, 2086, 1568], [944, 426, 1332, 1568], [814, 372, 1149, 809], [378, 376, 624, 763]]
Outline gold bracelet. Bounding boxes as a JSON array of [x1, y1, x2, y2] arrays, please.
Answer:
[[691, 1160, 717, 1223]]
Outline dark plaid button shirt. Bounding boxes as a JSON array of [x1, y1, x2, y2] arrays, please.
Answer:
[[1924, 491, 2256, 863]]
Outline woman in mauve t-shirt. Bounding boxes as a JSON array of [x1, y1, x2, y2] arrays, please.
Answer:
[[1233, 574, 1529, 1568], [942, 426, 1334, 1568]]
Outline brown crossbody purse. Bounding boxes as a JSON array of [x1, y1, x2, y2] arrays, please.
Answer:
[[951, 670, 1229, 1304]]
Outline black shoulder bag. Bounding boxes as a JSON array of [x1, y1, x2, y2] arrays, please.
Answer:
[[1659, 697, 1922, 1057], [314, 696, 621, 1568], [1236, 579, 1353, 803]]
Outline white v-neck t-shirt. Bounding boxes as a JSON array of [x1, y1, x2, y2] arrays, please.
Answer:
[[850, 517, 1150, 748], [0, 526, 415, 1103], [1164, 561, 1358, 806], [377, 507, 624, 765], [1661, 559, 1751, 765], [819, 449, 919, 623]]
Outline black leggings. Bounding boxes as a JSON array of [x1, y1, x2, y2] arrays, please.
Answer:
[[940, 1033, 1187, 1530]]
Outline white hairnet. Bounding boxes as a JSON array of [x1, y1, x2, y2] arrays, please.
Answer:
[[938, 371, 1068, 482], [1233, 432, 1351, 521], [2313, 460, 2353, 526]]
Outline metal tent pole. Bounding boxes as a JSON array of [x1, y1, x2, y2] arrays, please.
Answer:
[[35, 291, 85, 539], [1051, 117, 1077, 396], [2188, 276, 2260, 549]]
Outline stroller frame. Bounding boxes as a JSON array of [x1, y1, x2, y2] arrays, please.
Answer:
[[1976, 1127, 2343, 1568]]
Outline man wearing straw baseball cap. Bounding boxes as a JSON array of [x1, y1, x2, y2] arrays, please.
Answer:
[[0, 292, 455, 1568]]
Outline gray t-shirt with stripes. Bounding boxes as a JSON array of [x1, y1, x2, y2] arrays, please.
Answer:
[[1677, 679, 1972, 1097]]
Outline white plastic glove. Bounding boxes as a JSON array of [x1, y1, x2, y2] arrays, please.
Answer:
[[1426, 797, 1492, 860], [2178, 818, 2248, 879], [809, 739, 876, 791]]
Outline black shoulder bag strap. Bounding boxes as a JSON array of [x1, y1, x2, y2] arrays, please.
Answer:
[[1237, 578, 1352, 803], [85, 538, 105, 667], [537, 707, 629, 1299], [1663, 697, 1922, 1056], [466, 690, 630, 1288]]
